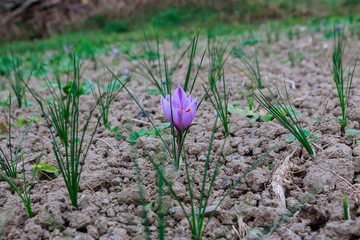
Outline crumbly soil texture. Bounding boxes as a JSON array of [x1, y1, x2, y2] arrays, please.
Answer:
[[1, 32, 360, 240]]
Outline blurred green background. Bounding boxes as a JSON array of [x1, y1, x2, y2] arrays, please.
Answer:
[[0, 0, 359, 52]]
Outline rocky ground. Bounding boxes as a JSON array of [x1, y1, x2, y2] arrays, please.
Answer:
[[0, 30, 360, 239]]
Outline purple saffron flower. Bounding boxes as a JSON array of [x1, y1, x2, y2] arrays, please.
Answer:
[[124, 68, 129, 76], [113, 48, 119, 56], [161, 85, 197, 132]]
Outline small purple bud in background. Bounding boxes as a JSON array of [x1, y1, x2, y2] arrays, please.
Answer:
[[113, 48, 119, 56], [260, 24, 266, 29], [63, 45, 68, 52], [335, 24, 342, 30], [124, 69, 129, 76]]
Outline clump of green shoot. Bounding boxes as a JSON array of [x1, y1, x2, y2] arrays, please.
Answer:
[[25, 53, 104, 209], [0, 152, 42, 218], [239, 50, 262, 89], [0, 93, 36, 178], [254, 85, 316, 159], [274, 24, 280, 42], [207, 33, 230, 79], [90, 70, 130, 131], [229, 63, 255, 111], [128, 24, 205, 97], [331, 26, 358, 136], [266, 26, 272, 44], [286, 29, 293, 41], [205, 36, 230, 136], [0, 94, 41, 218], [204, 72, 230, 137], [0, 55, 32, 108]]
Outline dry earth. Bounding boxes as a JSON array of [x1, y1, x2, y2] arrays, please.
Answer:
[[1, 30, 360, 239]]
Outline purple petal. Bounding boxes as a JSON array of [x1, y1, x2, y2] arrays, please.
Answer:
[[182, 94, 192, 109], [161, 96, 171, 121], [181, 98, 197, 130], [162, 95, 181, 130], [172, 107, 181, 131], [172, 85, 186, 108]]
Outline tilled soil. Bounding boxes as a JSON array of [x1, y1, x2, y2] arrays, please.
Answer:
[[1, 31, 360, 240]]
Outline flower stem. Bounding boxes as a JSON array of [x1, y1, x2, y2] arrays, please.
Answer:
[[177, 131, 183, 169]]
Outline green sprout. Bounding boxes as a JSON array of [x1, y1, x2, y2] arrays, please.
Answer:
[[286, 29, 293, 41], [127, 122, 171, 143], [311, 115, 320, 121], [17, 116, 40, 128], [266, 161, 273, 171], [343, 192, 350, 220], [32, 160, 59, 179], [228, 102, 265, 122], [285, 128, 319, 146], [345, 129, 360, 142], [108, 125, 122, 138], [264, 105, 301, 122]]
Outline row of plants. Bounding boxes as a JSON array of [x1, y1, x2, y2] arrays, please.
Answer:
[[0, 24, 358, 239]]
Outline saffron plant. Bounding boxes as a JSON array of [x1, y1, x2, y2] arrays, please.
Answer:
[[207, 34, 230, 79], [331, 27, 358, 136], [203, 72, 230, 137], [254, 85, 316, 159], [239, 50, 262, 89], [133, 116, 274, 239], [1, 55, 32, 108], [100, 52, 199, 170], [0, 94, 41, 218], [90, 71, 130, 130], [0, 93, 35, 178], [25, 53, 104, 209], [161, 85, 197, 170], [0, 152, 42, 218]]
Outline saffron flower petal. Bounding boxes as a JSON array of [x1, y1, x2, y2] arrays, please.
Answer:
[[160, 85, 197, 131], [181, 98, 197, 130]]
